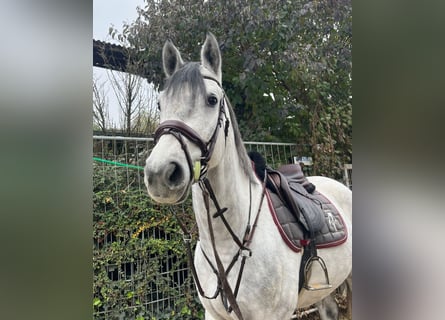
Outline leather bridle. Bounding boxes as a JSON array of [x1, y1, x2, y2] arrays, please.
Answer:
[[153, 76, 229, 183], [152, 75, 266, 320]]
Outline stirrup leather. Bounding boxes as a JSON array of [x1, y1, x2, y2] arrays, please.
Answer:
[[303, 255, 332, 291]]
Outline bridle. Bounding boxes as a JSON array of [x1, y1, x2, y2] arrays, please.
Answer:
[[153, 75, 266, 320], [154, 75, 230, 183]]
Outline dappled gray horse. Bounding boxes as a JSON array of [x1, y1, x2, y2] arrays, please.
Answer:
[[144, 33, 352, 320]]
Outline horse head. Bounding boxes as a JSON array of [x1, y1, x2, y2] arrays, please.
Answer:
[[144, 33, 228, 204]]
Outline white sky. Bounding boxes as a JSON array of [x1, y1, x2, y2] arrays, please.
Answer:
[[93, 0, 151, 129], [93, 0, 144, 43]]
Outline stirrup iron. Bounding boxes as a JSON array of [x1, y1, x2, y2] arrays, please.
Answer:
[[303, 255, 332, 291]]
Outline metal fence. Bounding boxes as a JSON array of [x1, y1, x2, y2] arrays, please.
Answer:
[[92, 135, 312, 173], [243, 141, 313, 176], [93, 136, 311, 319]]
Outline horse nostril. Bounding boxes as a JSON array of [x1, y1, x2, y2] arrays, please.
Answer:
[[147, 173, 154, 185], [165, 162, 184, 186]]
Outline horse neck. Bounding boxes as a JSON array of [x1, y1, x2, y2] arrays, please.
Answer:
[[192, 131, 257, 256]]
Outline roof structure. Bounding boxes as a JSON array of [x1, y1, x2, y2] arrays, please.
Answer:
[[93, 39, 154, 80], [93, 39, 133, 72]]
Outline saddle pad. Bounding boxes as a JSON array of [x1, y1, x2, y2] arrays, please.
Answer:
[[266, 189, 348, 253]]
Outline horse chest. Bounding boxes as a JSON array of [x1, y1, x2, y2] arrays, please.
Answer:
[[195, 238, 299, 319]]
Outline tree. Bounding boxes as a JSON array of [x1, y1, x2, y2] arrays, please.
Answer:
[[130, 82, 160, 135], [107, 68, 145, 136], [97, 41, 160, 136], [109, 0, 352, 178], [93, 75, 110, 134]]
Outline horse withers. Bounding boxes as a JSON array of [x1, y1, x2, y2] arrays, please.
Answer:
[[144, 32, 352, 320]]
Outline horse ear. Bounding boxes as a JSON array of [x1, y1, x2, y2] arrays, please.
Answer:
[[162, 40, 184, 78], [201, 32, 222, 83]]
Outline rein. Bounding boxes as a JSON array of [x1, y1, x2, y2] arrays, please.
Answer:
[[199, 177, 267, 317], [171, 176, 266, 320], [154, 75, 266, 320]]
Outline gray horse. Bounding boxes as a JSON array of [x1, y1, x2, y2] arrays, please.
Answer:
[[144, 33, 352, 320]]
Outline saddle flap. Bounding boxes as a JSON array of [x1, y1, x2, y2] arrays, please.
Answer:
[[267, 170, 301, 221], [266, 166, 324, 233], [288, 182, 325, 232]]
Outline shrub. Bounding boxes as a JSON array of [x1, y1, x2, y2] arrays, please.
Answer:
[[93, 164, 203, 319]]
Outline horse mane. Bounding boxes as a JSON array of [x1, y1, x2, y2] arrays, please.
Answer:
[[164, 62, 257, 183], [224, 97, 258, 183]]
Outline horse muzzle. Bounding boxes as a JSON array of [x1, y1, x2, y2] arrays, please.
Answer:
[[144, 138, 192, 204]]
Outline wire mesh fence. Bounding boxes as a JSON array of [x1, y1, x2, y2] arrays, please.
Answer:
[[243, 141, 313, 176], [93, 136, 311, 319], [92, 136, 311, 172]]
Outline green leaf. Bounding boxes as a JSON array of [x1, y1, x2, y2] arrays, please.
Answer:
[[93, 297, 102, 307], [181, 305, 191, 315]]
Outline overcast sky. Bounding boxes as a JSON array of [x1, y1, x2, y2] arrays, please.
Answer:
[[93, 0, 148, 129], [93, 0, 143, 42]]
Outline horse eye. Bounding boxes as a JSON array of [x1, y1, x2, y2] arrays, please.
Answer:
[[207, 95, 218, 106], [157, 102, 161, 111]]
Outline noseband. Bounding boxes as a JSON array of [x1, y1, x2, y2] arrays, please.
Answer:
[[153, 76, 229, 183]]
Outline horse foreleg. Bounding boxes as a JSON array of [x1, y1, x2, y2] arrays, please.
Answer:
[[315, 294, 339, 320]]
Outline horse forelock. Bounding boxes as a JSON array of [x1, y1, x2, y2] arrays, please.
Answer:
[[164, 62, 206, 103]]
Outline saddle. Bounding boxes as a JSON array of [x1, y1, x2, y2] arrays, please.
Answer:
[[262, 162, 347, 248], [248, 152, 348, 291]]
